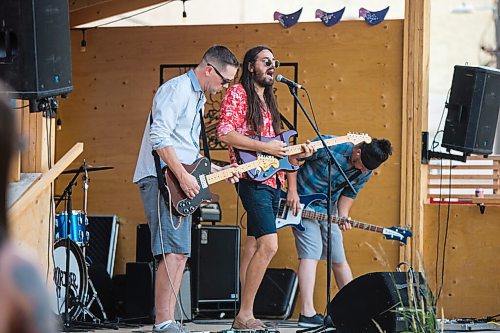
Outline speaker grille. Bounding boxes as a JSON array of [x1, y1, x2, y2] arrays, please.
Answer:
[[86, 215, 119, 276]]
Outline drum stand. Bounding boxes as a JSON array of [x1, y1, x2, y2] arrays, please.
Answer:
[[55, 163, 83, 329], [55, 162, 115, 331]]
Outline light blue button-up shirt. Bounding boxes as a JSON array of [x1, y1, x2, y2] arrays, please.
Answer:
[[133, 70, 206, 183]]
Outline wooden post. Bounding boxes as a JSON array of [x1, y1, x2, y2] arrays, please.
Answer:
[[401, 0, 431, 269]]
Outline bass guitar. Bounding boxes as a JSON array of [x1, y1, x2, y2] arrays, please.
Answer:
[[275, 190, 412, 244], [164, 156, 278, 216], [235, 131, 371, 182]]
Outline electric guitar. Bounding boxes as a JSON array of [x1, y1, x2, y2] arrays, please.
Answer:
[[164, 156, 279, 216], [275, 190, 412, 244], [235, 131, 371, 182]]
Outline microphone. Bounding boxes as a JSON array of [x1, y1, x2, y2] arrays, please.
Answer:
[[275, 74, 304, 90]]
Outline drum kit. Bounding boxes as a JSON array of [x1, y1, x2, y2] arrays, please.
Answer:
[[52, 161, 114, 327]]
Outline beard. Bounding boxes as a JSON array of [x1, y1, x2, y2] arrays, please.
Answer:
[[253, 71, 274, 87]]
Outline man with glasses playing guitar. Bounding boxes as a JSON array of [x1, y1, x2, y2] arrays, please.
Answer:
[[133, 45, 240, 333], [286, 137, 393, 327]]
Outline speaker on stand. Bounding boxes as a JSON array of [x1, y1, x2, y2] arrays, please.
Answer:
[[442, 65, 500, 156], [0, 0, 73, 100]]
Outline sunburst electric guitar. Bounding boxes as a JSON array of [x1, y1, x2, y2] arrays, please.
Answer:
[[235, 131, 371, 182], [275, 190, 412, 244]]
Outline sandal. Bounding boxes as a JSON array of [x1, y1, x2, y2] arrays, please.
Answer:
[[232, 317, 267, 330]]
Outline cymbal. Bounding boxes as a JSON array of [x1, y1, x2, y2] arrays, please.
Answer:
[[62, 165, 114, 174]]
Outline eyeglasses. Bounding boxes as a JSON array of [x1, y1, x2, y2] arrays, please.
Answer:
[[207, 63, 233, 85], [261, 58, 280, 68]]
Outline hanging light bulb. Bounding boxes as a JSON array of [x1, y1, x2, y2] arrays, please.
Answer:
[[182, 0, 187, 19], [80, 29, 87, 52]]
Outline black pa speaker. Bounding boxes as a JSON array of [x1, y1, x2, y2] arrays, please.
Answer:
[[125, 262, 155, 324], [189, 225, 240, 306], [442, 65, 500, 155], [254, 268, 298, 319], [329, 272, 432, 333], [136, 223, 154, 263], [0, 0, 73, 99]]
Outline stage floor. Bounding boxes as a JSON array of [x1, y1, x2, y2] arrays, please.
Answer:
[[62, 319, 500, 333]]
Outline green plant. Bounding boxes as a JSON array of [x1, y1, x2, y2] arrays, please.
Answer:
[[387, 264, 438, 333]]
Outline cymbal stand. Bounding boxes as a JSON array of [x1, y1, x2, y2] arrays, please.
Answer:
[[82, 160, 89, 215], [55, 165, 84, 328]]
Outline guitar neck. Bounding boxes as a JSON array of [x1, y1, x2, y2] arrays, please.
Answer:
[[205, 159, 267, 185], [301, 210, 384, 233], [285, 136, 350, 155]]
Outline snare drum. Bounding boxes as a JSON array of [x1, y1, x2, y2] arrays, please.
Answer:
[[51, 239, 88, 320], [55, 210, 89, 246]]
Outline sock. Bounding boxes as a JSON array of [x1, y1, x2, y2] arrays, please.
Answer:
[[154, 320, 173, 329]]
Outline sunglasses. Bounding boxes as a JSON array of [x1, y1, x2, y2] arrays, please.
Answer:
[[207, 63, 233, 85], [261, 58, 280, 68]]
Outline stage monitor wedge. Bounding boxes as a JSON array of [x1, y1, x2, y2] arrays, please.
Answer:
[[442, 65, 500, 155], [0, 0, 73, 99]]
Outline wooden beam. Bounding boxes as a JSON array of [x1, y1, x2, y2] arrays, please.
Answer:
[[70, 0, 170, 27], [8, 143, 83, 222], [400, 0, 430, 269]]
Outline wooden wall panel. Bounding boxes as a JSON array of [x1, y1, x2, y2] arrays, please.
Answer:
[[58, 21, 405, 316], [424, 204, 500, 318]]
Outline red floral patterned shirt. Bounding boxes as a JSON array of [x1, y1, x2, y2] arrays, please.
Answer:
[[217, 83, 284, 189]]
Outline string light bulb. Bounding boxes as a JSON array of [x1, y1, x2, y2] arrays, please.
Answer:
[[182, 0, 187, 18], [80, 29, 87, 52]]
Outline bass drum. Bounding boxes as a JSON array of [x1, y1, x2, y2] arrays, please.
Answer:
[[52, 239, 88, 320]]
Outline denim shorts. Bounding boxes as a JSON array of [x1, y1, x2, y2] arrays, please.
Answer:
[[137, 176, 191, 257], [237, 178, 280, 238], [292, 214, 347, 263]]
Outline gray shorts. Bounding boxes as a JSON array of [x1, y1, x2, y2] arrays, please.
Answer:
[[137, 176, 191, 257], [293, 218, 347, 263]]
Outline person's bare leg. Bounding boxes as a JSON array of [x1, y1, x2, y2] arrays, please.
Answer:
[[297, 258, 319, 316], [332, 261, 353, 289], [240, 236, 257, 291], [155, 253, 187, 323], [235, 233, 278, 324]]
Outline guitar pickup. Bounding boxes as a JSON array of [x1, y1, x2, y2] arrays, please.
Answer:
[[199, 174, 208, 189]]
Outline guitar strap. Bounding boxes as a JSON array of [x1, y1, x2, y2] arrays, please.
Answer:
[[199, 108, 211, 160], [333, 169, 362, 197]]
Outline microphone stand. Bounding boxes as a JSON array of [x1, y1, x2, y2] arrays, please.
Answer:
[[285, 86, 356, 332]]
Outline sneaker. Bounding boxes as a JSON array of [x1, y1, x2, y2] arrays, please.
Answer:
[[153, 321, 191, 333], [298, 313, 324, 327]]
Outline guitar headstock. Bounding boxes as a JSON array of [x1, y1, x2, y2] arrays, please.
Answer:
[[256, 155, 280, 171], [346, 132, 372, 145], [382, 226, 413, 245]]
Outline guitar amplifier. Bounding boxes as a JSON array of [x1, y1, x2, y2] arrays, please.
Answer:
[[189, 225, 240, 308]]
